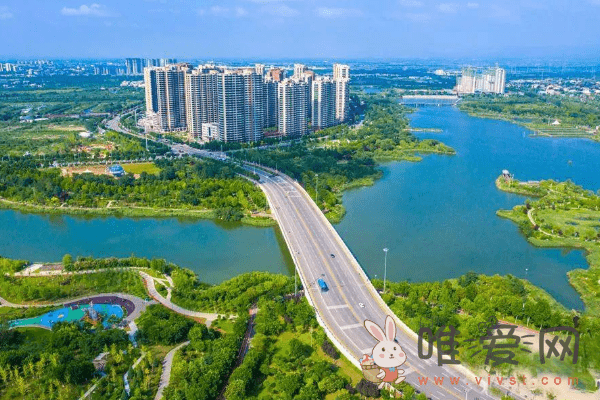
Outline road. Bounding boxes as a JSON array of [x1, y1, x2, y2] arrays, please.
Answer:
[[154, 341, 190, 400], [252, 167, 516, 400]]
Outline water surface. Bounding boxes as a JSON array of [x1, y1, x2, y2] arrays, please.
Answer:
[[336, 107, 599, 310]]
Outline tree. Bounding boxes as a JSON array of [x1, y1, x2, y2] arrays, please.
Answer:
[[62, 254, 73, 270]]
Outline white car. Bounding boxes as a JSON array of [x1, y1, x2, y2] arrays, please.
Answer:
[[358, 303, 365, 308]]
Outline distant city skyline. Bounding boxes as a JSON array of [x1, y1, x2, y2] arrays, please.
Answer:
[[1, 1, 600, 59]]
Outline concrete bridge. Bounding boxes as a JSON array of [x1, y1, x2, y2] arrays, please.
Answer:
[[251, 166, 516, 400]]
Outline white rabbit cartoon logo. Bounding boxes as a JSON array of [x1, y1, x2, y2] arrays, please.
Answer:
[[362, 315, 406, 389]]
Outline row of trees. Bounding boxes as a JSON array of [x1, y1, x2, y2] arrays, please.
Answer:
[[0, 157, 267, 220]]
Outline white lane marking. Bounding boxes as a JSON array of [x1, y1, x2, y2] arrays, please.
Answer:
[[340, 323, 363, 331], [327, 304, 349, 310], [362, 348, 374, 355]]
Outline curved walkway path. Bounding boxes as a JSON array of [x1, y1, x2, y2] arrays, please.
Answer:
[[154, 341, 190, 400], [139, 271, 224, 326]]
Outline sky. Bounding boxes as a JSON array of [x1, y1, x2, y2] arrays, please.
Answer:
[[1, 0, 600, 60]]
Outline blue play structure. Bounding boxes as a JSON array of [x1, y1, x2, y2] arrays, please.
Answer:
[[10, 303, 124, 330]]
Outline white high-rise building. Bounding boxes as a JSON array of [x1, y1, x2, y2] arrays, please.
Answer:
[[333, 63, 350, 80], [456, 66, 506, 94], [185, 68, 219, 140], [242, 70, 265, 142], [312, 77, 336, 130], [333, 64, 350, 123], [294, 64, 306, 78], [144, 65, 187, 132], [278, 78, 308, 137], [217, 71, 246, 143], [255, 63, 265, 76]]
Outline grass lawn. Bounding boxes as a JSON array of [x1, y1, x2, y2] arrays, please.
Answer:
[[122, 162, 161, 175], [211, 317, 236, 334]]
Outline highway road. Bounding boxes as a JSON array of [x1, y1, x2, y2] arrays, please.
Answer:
[[252, 167, 517, 400]]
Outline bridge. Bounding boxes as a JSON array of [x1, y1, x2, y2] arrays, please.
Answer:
[[401, 95, 461, 107], [252, 166, 515, 400]]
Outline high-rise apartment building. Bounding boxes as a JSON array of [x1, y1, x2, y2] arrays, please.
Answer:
[[242, 70, 265, 142], [159, 58, 177, 67], [144, 58, 159, 68], [125, 58, 143, 75], [312, 77, 336, 130], [278, 78, 308, 137], [294, 64, 306, 78], [144, 64, 187, 132], [185, 68, 219, 140], [255, 63, 265, 76], [267, 67, 286, 82], [264, 78, 279, 129], [217, 71, 246, 142], [333, 64, 350, 123], [333, 63, 350, 80], [456, 66, 506, 94]]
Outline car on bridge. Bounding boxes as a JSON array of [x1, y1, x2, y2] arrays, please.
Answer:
[[317, 279, 329, 292]]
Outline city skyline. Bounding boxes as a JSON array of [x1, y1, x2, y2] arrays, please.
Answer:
[[1, 1, 600, 59]]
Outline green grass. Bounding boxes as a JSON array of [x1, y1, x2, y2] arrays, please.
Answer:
[[122, 162, 160, 175], [496, 177, 600, 314]]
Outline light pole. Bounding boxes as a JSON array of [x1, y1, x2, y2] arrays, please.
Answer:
[[383, 248, 389, 293], [315, 173, 319, 206]]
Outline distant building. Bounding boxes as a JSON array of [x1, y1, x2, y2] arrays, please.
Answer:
[[278, 78, 308, 137], [456, 66, 506, 94], [125, 58, 143, 75], [159, 58, 177, 67]]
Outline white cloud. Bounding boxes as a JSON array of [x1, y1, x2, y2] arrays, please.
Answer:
[[61, 4, 115, 17], [248, 0, 298, 2], [467, 2, 479, 8], [316, 7, 363, 18], [0, 6, 13, 20], [405, 12, 430, 22], [265, 4, 300, 17], [437, 3, 458, 13], [198, 6, 248, 17], [399, 0, 423, 7]]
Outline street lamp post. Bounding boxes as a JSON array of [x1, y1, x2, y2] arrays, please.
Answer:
[[315, 173, 319, 206], [383, 248, 389, 293]]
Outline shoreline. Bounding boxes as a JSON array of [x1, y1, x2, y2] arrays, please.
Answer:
[[0, 198, 276, 227], [495, 176, 599, 314], [460, 108, 600, 142]]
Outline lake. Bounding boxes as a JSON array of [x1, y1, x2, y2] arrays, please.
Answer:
[[336, 106, 599, 310], [1, 106, 598, 309]]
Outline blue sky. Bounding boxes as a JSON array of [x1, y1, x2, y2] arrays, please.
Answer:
[[1, 0, 599, 59]]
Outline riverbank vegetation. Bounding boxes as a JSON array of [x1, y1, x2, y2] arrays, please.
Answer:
[[377, 272, 600, 392], [495, 176, 600, 315], [459, 94, 600, 141], [232, 95, 454, 222], [0, 157, 271, 223]]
